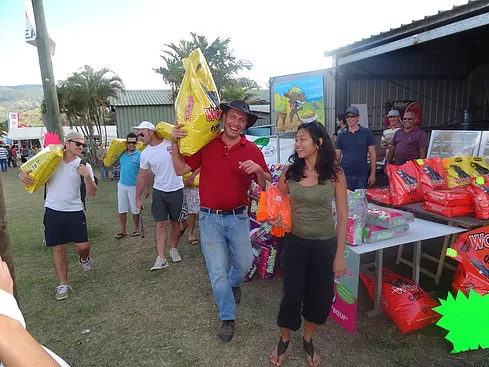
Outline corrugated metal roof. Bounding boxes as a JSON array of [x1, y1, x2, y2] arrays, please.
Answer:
[[109, 90, 173, 106], [250, 104, 270, 113], [325, 0, 489, 57]]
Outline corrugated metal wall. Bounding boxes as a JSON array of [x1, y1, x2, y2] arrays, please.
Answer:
[[344, 53, 471, 132], [324, 68, 336, 136], [348, 78, 468, 131], [115, 105, 176, 138]]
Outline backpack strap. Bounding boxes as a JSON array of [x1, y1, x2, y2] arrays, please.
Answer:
[[79, 160, 98, 210]]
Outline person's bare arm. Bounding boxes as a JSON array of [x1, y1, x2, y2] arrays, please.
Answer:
[[419, 148, 427, 159], [335, 149, 342, 162], [333, 170, 348, 278], [238, 160, 271, 190], [136, 167, 149, 210], [171, 124, 193, 176], [368, 145, 377, 186], [386, 145, 395, 164]]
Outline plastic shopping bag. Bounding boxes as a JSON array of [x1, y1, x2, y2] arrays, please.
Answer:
[[175, 48, 221, 156], [256, 183, 291, 237], [155, 121, 174, 141], [20, 144, 64, 193], [366, 187, 392, 205], [467, 176, 489, 220]]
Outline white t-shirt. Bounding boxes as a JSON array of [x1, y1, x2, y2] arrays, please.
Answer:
[[140, 139, 183, 192], [45, 157, 95, 212]]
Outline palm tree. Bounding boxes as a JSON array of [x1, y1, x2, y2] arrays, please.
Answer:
[[56, 66, 124, 162], [155, 33, 257, 100]]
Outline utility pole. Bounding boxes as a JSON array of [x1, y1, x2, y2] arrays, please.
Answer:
[[32, 0, 64, 141]]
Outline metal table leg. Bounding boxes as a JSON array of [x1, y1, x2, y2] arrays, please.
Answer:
[[413, 240, 421, 285], [366, 249, 383, 318]]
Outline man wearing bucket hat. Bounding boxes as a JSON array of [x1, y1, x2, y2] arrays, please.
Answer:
[[133, 121, 187, 270], [19, 131, 96, 301], [171, 100, 271, 342], [335, 106, 377, 191]]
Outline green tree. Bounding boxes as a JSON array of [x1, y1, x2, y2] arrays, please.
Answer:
[[154, 33, 259, 101], [55, 65, 124, 162]]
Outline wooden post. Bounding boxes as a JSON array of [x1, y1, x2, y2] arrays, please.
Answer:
[[32, 0, 64, 141], [0, 176, 18, 302]]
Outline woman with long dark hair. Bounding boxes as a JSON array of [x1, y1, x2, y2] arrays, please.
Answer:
[[269, 121, 348, 367]]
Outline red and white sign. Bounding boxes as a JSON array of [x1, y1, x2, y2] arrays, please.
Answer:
[[8, 113, 19, 129]]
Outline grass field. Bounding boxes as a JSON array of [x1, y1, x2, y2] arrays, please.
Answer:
[[3, 167, 489, 367]]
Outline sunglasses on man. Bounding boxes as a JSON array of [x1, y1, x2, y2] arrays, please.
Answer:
[[127, 141, 138, 145], [138, 133, 145, 138], [345, 114, 357, 119], [69, 140, 87, 148]]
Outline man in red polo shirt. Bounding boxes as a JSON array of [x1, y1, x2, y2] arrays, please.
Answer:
[[171, 100, 271, 342]]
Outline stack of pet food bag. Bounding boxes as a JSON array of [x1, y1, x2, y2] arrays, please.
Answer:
[[245, 164, 286, 281], [338, 189, 414, 245], [368, 156, 489, 219], [446, 226, 489, 296]]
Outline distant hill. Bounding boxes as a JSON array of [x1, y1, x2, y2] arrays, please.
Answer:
[[0, 84, 44, 126]]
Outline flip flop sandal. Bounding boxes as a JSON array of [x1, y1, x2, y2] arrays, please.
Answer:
[[132, 230, 141, 237], [189, 238, 199, 245], [113, 233, 127, 239], [303, 338, 318, 367], [272, 337, 289, 365]]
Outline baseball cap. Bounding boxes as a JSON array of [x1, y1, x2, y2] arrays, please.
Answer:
[[132, 121, 156, 131], [345, 106, 359, 116], [65, 131, 85, 141], [387, 109, 400, 117]]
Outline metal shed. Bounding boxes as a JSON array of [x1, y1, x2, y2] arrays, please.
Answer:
[[109, 90, 175, 138], [324, 0, 489, 134]]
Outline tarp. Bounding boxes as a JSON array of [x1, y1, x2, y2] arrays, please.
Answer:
[[7, 126, 118, 145]]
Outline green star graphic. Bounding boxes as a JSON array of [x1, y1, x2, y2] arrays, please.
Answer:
[[434, 290, 489, 353]]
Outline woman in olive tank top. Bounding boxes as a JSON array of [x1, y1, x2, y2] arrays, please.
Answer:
[[270, 121, 348, 367]]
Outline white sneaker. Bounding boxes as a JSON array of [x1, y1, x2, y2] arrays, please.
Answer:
[[55, 284, 73, 301], [80, 257, 93, 277], [170, 248, 181, 262], [151, 256, 169, 271]]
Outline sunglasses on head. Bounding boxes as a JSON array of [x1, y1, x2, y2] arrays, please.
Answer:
[[69, 140, 87, 148], [127, 141, 137, 145]]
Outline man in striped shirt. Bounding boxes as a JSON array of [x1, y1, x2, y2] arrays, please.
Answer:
[[0, 145, 8, 172]]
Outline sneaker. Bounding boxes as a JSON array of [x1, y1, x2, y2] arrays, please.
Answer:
[[151, 256, 169, 271], [170, 248, 181, 263], [80, 257, 93, 277], [218, 320, 235, 342], [55, 284, 73, 301], [232, 286, 241, 304]]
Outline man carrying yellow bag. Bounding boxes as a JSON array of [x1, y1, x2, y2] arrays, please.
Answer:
[[18, 131, 97, 301]]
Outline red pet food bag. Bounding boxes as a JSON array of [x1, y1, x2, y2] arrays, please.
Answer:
[[421, 201, 473, 217], [467, 177, 489, 220], [366, 187, 392, 205], [387, 161, 423, 206], [447, 226, 489, 296], [424, 187, 471, 207], [360, 269, 441, 333], [413, 157, 448, 193]]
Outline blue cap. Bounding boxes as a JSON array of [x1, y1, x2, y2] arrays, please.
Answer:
[[345, 106, 359, 116], [387, 109, 400, 117]]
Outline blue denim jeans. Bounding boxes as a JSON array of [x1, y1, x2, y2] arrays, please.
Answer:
[[345, 174, 367, 191], [199, 210, 253, 321], [99, 166, 109, 180], [0, 159, 7, 172]]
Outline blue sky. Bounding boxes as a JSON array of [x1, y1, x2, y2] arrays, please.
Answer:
[[0, 0, 469, 90]]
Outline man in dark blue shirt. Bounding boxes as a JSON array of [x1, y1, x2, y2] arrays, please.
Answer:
[[335, 106, 377, 191]]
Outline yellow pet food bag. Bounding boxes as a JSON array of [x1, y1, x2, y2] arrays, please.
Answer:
[[468, 156, 489, 178], [442, 156, 472, 188], [20, 144, 64, 193], [155, 121, 174, 141], [136, 142, 146, 152], [182, 171, 200, 188], [175, 48, 221, 156], [104, 139, 127, 166]]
